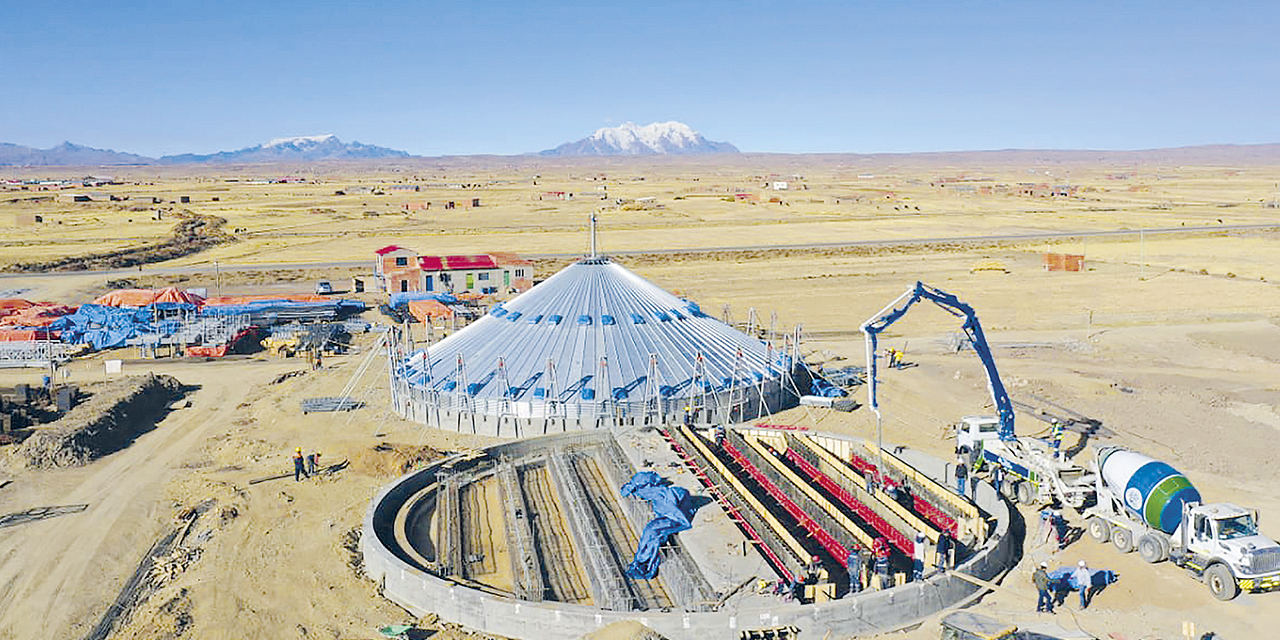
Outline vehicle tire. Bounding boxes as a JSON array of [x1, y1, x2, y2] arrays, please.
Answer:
[[1015, 482, 1033, 505], [1111, 527, 1134, 553], [1137, 534, 1167, 563], [1205, 564, 1239, 601], [1088, 517, 1111, 542]]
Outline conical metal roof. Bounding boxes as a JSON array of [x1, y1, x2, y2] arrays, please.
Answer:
[[399, 258, 789, 415]]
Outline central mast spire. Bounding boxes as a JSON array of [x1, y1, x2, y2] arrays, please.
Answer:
[[589, 211, 598, 258]]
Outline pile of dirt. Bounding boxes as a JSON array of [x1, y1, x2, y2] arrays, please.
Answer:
[[7, 374, 187, 469], [581, 620, 670, 640], [4, 211, 233, 273], [348, 441, 445, 478]]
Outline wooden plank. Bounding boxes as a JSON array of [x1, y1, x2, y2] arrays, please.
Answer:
[[677, 426, 811, 573]]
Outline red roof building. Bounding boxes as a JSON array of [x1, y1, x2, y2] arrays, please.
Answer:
[[373, 246, 533, 297]]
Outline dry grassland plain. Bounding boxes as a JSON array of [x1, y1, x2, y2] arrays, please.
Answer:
[[0, 155, 1278, 640]]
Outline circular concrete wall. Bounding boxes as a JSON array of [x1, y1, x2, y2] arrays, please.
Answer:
[[361, 430, 1017, 640]]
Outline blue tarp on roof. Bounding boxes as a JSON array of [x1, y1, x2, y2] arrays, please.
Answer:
[[389, 291, 459, 309], [621, 471, 694, 580], [47, 303, 179, 350]]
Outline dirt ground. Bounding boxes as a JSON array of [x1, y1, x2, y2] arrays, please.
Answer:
[[0, 158, 1277, 640]]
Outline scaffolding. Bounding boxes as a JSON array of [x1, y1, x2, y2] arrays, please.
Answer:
[[547, 451, 635, 611], [0, 341, 72, 369], [496, 457, 544, 601]]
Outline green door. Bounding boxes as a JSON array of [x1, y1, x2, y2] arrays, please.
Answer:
[[466, 273, 474, 290], [504, 270, 511, 287]]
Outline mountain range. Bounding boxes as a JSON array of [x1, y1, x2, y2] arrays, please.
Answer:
[[0, 135, 410, 166], [541, 121, 738, 156], [5, 127, 1280, 166]]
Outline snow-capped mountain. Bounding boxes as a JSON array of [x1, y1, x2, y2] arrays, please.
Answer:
[[542, 121, 738, 156], [159, 135, 410, 163]]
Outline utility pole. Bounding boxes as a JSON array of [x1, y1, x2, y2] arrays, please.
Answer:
[[214, 261, 222, 296], [1139, 228, 1145, 282]]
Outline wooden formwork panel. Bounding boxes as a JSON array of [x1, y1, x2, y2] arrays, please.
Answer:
[[786, 433, 943, 543], [860, 441, 987, 541], [673, 426, 809, 580]]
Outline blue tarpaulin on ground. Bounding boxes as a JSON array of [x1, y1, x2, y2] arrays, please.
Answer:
[[809, 376, 848, 398], [621, 471, 694, 579], [389, 291, 458, 309], [1048, 567, 1119, 591]]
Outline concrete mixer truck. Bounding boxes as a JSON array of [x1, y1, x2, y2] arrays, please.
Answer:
[[1083, 446, 1280, 600]]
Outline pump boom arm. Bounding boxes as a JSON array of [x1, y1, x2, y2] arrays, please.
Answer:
[[860, 282, 1016, 441]]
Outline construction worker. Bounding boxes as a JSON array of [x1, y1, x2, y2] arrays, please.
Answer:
[[891, 347, 905, 369], [292, 447, 309, 481], [935, 529, 954, 571], [1050, 420, 1065, 460], [307, 451, 321, 475], [845, 547, 864, 594], [1054, 510, 1070, 550], [1072, 560, 1092, 609], [912, 532, 926, 582], [1033, 562, 1054, 613], [683, 406, 693, 427], [990, 461, 1005, 495], [713, 424, 727, 448], [1038, 506, 1054, 546], [805, 555, 823, 584], [873, 537, 892, 589], [954, 457, 969, 496]]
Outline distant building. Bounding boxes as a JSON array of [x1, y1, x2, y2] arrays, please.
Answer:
[[373, 245, 533, 296]]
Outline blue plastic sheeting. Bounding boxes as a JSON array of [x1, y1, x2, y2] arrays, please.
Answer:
[[621, 471, 694, 579], [810, 376, 848, 398], [1047, 567, 1119, 591], [389, 291, 458, 309], [48, 304, 167, 349]]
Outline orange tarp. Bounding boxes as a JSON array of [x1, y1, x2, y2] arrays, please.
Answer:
[[0, 299, 37, 311], [0, 329, 55, 341], [93, 287, 204, 307], [407, 299, 453, 322], [0, 305, 76, 327], [202, 294, 329, 306]]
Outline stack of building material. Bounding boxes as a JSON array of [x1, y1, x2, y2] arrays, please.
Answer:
[[407, 299, 453, 323]]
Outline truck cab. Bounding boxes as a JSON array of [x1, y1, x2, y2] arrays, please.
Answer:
[[1171, 502, 1280, 600]]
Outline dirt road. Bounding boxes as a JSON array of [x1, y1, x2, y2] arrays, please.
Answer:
[[0, 369, 259, 639]]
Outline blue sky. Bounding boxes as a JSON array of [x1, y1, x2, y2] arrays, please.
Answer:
[[2, 0, 1278, 156]]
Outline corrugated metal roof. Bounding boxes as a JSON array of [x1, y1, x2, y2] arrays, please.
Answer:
[[445, 255, 498, 270], [418, 256, 445, 271], [375, 244, 412, 256], [400, 258, 787, 407]]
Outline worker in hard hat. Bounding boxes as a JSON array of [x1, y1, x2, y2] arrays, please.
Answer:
[[1054, 510, 1070, 550], [293, 447, 309, 481], [911, 532, 926, 581], [1072, 560, 1092, 609], [845, 546, 865, 594], [1033, 562, 1053, 613], [1051, 421, 1065, 460]]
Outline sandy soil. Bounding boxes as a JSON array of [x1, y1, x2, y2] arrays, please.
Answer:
[[0, 158, 1277, 640]]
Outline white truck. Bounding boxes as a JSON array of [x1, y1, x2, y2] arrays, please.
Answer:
[[954, 415, 1095, 509], [1083, 446, 1280, 600]]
